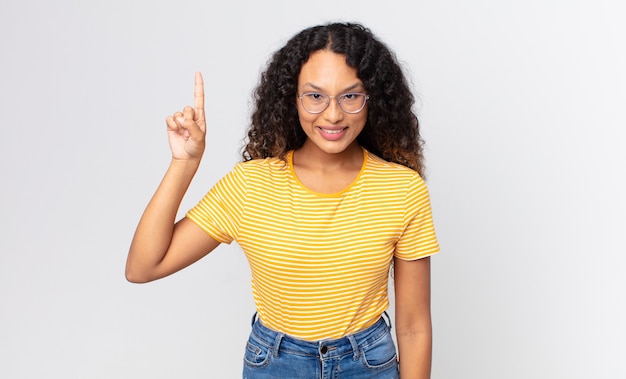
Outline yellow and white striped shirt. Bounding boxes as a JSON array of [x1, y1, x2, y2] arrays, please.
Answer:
[[187, 148, 439, 340]]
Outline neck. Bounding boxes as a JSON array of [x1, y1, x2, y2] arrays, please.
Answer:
[[294, 141, 363, 171]]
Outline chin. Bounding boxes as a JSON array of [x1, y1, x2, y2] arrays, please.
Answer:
[[320, 143, 361, 156]]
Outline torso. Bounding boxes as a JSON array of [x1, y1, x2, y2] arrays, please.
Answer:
[[186, 148, 439, 340]]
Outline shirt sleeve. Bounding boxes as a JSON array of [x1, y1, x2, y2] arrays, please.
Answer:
[[394, 174, 440, 260], [186, 163, 247, 244]]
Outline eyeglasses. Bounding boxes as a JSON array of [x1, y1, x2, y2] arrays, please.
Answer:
[[298, 92, 369, 114]]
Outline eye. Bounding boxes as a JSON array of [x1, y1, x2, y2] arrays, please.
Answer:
[[303, 92, 326, 103], [341, 93, 361, 102]]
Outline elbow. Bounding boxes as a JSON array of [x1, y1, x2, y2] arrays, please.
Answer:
[[125, 264, 154, 284], [125, 272, 146, 284]]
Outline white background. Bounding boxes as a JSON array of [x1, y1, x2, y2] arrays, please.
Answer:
[[1, 0, 624, 378]]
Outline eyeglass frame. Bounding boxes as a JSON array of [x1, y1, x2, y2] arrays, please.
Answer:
[[297, 92, 370, 114]]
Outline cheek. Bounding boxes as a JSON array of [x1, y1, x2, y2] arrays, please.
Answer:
[[351, 113, 368, 129], [297, 108, 317, 126]]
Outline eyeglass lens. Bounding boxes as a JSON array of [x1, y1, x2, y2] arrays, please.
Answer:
[[299, 93, 368, 114]]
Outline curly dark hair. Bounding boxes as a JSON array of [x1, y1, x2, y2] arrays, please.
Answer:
[[243, 22, 426, 176]]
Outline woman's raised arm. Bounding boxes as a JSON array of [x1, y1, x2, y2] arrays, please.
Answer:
[[126, 72, 220, 283]]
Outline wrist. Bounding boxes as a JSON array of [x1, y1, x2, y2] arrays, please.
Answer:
[[170, 156, 201, 168], [167, 157, 202, 181]]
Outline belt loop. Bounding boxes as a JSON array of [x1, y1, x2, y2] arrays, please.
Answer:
[[272, 333, 285, 358], [250, 311, 258, 327], [382, 311, 392, 330], [347, 334, 360, 361]]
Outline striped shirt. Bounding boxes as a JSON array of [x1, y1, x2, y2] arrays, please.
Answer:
[[187, 148, 439, 340]]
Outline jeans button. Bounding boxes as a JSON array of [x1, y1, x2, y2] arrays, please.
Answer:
[[320, 346, 328, 354]]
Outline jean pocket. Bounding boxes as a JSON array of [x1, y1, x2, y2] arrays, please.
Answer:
[[360, 331, 398, 370], [243, 338, 272, 367]]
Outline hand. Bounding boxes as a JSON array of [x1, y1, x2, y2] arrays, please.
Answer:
[[165, 72, 206, 161]]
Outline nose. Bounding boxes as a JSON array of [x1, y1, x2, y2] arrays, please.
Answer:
[[322, 97, 344, 123]]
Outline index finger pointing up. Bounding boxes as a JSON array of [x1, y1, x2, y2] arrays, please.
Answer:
[[194, 71, 205, 121]]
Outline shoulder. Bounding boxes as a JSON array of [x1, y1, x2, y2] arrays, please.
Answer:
[[362, 150, 430, 201], [364, 150, 424, 183], [232, 156, 289, 180]]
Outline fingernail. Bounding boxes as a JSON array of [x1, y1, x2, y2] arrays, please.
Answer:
[[176, 117, 185, 123]]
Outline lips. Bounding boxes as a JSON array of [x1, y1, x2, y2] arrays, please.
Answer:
[[318, 126, 348, 141]]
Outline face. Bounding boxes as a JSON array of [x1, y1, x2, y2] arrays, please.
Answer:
[[296, 50, 368, 157]]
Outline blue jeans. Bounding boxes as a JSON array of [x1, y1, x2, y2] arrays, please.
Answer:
[[242, 313, 399, 379]]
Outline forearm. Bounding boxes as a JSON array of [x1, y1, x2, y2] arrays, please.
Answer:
[[394, 256, 433, 378], [126, 158, 200, 281], [397, 328, 432, 379]]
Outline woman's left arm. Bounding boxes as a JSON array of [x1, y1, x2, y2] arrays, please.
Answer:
[[394, 256, 432, 379]]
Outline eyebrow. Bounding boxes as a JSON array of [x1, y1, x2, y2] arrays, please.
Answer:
[[301, 82, 364, 93]]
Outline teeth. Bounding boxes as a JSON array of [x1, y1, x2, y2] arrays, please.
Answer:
[[321, 128, 344, 134]]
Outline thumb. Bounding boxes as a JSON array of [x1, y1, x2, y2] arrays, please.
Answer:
[[177, 116, 204, 142]]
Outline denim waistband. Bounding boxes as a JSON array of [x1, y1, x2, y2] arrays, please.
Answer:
[[248, 312, 392, 360]]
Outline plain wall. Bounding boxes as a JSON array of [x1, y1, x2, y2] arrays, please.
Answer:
[[1, 0, 624, 378]]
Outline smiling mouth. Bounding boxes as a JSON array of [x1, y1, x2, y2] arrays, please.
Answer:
[[319, 127, 347, 134]]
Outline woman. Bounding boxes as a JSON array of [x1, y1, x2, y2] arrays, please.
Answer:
[[127, 22, 439, 378]]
